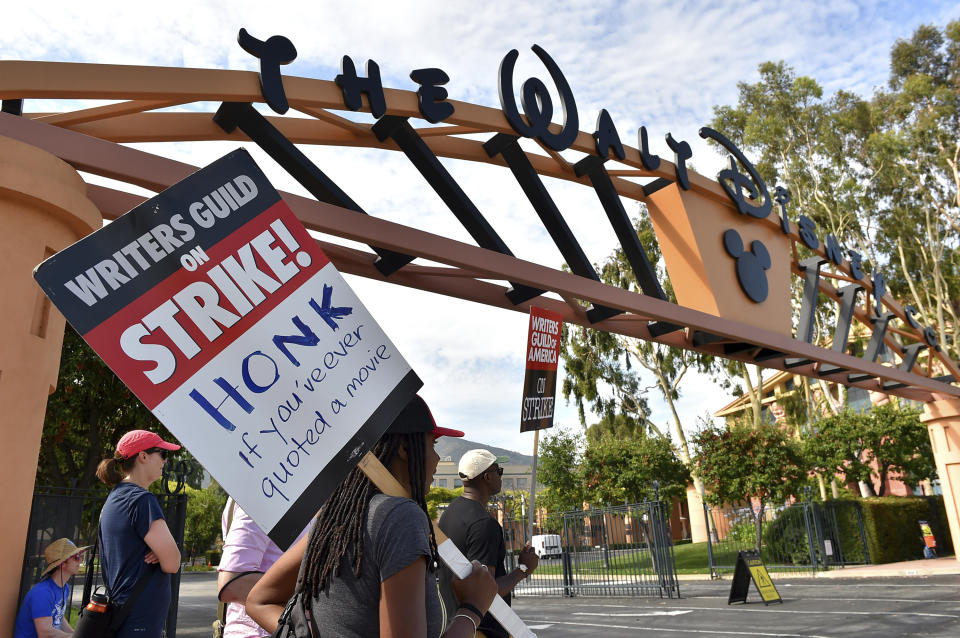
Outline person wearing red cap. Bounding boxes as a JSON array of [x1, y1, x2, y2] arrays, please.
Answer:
[[94, 430, 182, 638], [246, 395, 498, 638]]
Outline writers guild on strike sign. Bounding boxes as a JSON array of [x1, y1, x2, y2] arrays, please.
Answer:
[[520, 307, 562, 433]]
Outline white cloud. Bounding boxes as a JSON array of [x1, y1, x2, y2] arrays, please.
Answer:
[[3, 0, 953, 453]]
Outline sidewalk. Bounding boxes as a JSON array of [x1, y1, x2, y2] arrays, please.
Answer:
[[815, 555, 960, 578]]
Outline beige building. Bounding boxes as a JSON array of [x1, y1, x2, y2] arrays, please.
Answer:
[[431, 457, 534, 492]]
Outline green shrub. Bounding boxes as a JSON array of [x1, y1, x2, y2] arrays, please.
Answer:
[[860, 496, 952, 563], [763, 507, 813, 566]]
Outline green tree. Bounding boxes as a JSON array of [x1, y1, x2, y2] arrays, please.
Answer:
[[182, 481, 228, 563], [710, 21, 960, 363], [693, 423, 806, 551], [39, 325, 178, 489], [868, 21, 960, 360], [581, 435, 690, 506], [536, 428, 586, 514], [804, 404, 935, 496], [426, 486, 463, 520]]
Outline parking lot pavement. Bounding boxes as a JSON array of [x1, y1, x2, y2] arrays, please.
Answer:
[[514, 575, 960, 637], [173, 570, 960, 637]]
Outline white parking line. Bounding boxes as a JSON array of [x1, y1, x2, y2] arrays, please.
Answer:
[[574, 610, 693, 617], [521, 619, 835, 637], [571, 605, 959, 619]]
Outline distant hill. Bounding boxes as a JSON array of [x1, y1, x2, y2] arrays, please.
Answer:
[[435, 437, 533, 467]]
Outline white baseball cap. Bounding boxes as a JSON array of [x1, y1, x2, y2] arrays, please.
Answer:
[[458, 449, 499, 480]]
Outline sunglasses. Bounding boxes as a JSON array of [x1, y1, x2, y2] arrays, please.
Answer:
[[487, 466, 504, 477], [144, 447, 169, 460], [71, 552, 84, 561]]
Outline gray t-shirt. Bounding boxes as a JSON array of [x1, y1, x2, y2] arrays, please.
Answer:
[[309, 494, 441, 638]]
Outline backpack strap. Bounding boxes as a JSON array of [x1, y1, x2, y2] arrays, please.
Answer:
[[109, 563, 159, 631]]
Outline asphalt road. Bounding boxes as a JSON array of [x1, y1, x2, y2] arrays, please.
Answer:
[[172, 571, 960, 637]]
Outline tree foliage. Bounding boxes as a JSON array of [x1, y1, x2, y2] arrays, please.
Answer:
[[803, 403, 934, 496], [39, 325, 206, 490], [38, 325, 185, 489], [536, 428, 586, 514], [537, 426, 689, 512], [693, 423, 806, 551], [710, 20, 960, 361], [426, 486, 463, 520], [581, 435, 690, 506], [182, 481, 228, 562]]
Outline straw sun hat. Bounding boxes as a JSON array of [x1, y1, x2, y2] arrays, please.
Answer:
[[40, 538, 91, 578]]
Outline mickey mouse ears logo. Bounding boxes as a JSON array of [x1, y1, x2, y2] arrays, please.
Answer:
[[723, 229, 770, 303]]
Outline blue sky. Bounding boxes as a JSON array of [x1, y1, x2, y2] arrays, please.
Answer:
[[3, 0, 957, 454]]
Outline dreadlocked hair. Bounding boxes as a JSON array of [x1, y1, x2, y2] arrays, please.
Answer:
[[302, 431, 438, 597]]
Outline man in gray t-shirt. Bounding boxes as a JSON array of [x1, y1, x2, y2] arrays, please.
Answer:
[[310, 494, 442, 638]]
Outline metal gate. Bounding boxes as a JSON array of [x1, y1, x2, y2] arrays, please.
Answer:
[[19, 462, 189, 637], [704, 500, 870, 577], [505, 501, 680, 598]]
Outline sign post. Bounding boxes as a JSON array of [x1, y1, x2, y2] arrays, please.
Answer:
[[520, 306, 563, 540], [33, 149, 421, 548]]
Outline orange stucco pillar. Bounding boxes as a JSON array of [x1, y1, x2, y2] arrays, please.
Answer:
[[0, 135, 101, 630], [920, 397, 960, 560]]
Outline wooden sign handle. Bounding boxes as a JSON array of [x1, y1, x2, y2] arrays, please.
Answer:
[[358, 451, 450, 544]]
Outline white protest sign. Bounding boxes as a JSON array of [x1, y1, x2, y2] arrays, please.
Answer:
[[34, 149, 421, 547]]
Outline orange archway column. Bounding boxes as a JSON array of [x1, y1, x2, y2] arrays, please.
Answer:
[[921, 397, 960, 560], [0, 135, 101, 630]]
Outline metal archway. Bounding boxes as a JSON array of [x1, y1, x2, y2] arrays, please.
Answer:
[[0, 59, 957, 402]]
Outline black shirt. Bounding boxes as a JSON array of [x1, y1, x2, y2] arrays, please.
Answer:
[[437, 496, 509, 638]]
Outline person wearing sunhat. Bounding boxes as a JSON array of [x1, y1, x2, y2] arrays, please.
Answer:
[[14, 537, 90, 638], [246, 394, 498, 638], [437, 449, 539, 638], [94, 430, 182, 638]]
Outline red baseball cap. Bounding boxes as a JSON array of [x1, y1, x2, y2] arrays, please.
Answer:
[[387, 395, 464, 439], [116, 430, 181, 459]]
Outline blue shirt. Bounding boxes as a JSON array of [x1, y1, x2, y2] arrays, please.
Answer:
[[14, 577, 69, 638], [99, 482, 171, 638]]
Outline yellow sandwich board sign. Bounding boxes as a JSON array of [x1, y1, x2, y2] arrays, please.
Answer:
[[728, 550, 782, 605]]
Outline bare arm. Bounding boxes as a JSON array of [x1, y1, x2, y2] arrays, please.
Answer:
[[32, 616, 72, 638], [143, 518, 181, 573], [380, 559, 495, 638], [493, 542, 538, 598], [379, 557, 428, 638], [217, 571, 263, 604], [245, 531, 309, 633]]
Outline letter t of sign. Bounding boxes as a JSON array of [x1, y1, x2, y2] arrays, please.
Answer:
[[237, 28, 298, 114]]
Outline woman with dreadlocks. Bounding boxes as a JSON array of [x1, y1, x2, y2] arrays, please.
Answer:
[[247, 395, 497, 638]]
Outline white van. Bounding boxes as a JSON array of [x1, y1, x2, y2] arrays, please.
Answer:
[[531, 534, 562, 559]]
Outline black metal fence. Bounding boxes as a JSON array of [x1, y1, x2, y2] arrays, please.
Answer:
[[19, 462, 189, 637], [503, 501, 680, 598], [704, 499, 870, 577]]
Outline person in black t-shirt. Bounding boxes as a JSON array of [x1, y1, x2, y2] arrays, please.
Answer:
[[438, 449, 539, 638]]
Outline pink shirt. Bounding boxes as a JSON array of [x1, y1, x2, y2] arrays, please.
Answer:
[[219, 499, 309, 638]]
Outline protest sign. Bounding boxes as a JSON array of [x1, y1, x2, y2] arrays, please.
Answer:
[[34, 149, 420, 547], [520, 306, 563, 432]]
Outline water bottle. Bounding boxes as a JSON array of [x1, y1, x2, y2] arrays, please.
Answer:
[[86, 591, 109, 613], [73, 590, 113, 638]]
